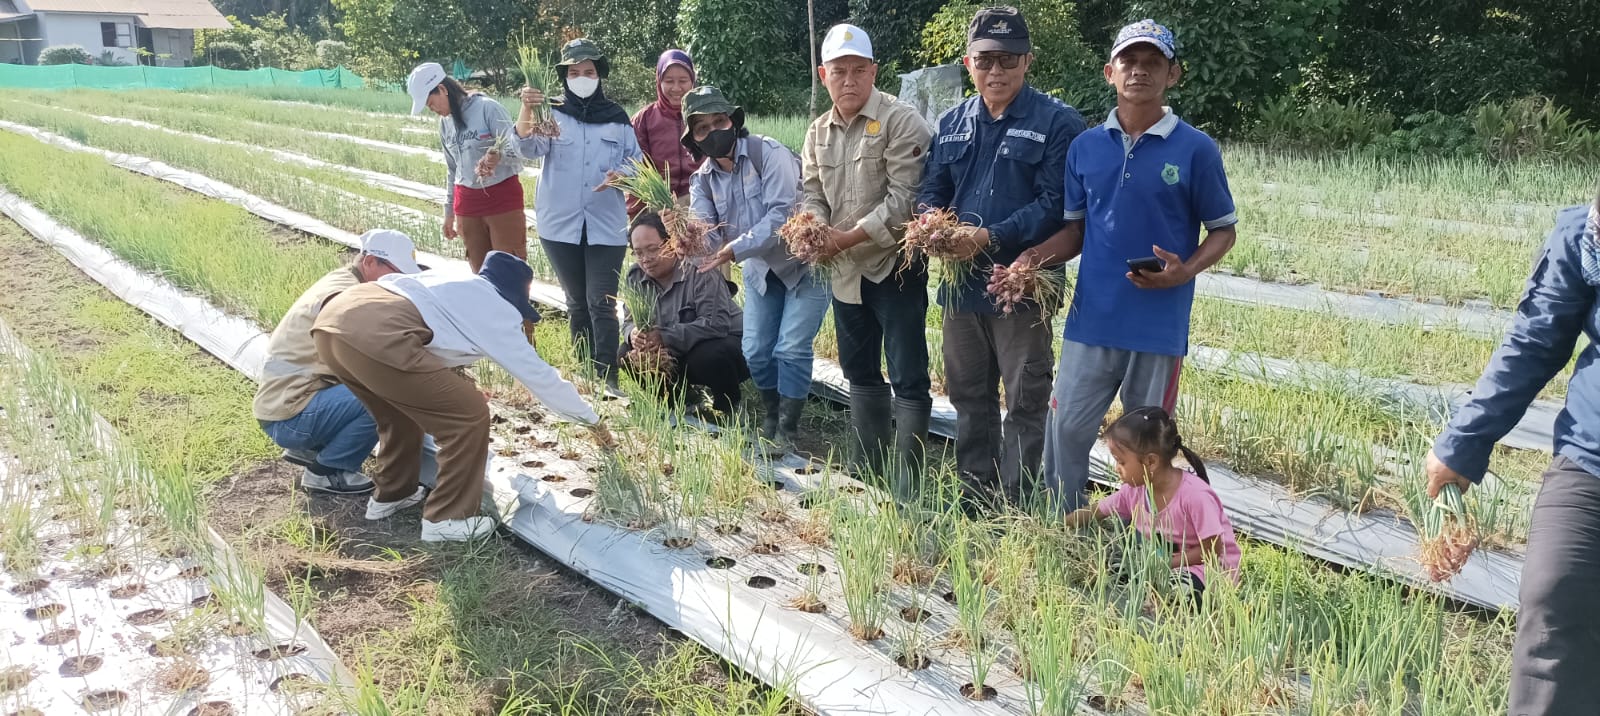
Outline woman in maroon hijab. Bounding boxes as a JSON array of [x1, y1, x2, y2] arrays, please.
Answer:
[[629, 49, 701, 214]]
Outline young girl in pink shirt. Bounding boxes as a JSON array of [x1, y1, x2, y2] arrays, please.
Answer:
[[1065, 406, 1241, 602]]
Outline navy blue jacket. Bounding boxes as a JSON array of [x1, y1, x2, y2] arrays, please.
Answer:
[[1434, 204, 1600, 481], [915, 85, 1086, 314]]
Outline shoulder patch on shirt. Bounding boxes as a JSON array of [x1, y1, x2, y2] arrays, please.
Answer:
[[938, 132, 972, 144], [1005, 128, 1045, 143], [1162, 163, 1181, 185]]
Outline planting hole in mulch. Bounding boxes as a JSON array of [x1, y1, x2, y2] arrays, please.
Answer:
[[560, 451, 580, 461], [746, 576, 776, 589], [81, 690, 128, 711], [95, 562, 133, 579], [59, 655, 103, 677], [1, 666, 34, 693], [706, 556, 735, 569], [521, 459, 545, 469], [900, 607, 932, 623], [149, 638, 185, 657], [766, 480, 785, 491], [160, 545, 190, 560], [569, 488, 594, 498], [38, 627, 78, 645], [537, 440, 557, 449], [895, 653, 930, 671], [9, 579, 47, 595], [585, 466, 598, 475], [942, 591, 958, 605], [787, 595, 826, 613], [838, 484, 865, 494], [253, 643, 308, 661], [794, 464, 821, 475], [9, 708, 45, 716], [24, 603, 64, 620], [798, 492, 826, 510], [268, 673, 313, 693], [178, 565, 207, 579], [540, 474, 566, 483], [109, 582, 145, 599], [751, 543, 781, 555], [662, 535, 695, 549], [714, 523, 742, 535], [960, 683, 998, 701], [851, 625, 884, 641], [190, 593, 217, 608], [188, 703, 235, 716], [155, 662, 211, 693], [224, 621, 253, 637], [512, 425, 532, 435], [127, 608, 168, 625], [796, 563, 826, 576]]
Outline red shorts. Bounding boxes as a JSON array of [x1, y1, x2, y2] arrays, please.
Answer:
[[453, 176, 524, 218]]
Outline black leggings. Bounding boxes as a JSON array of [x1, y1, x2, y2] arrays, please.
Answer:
[[541, 231, 626, 377]]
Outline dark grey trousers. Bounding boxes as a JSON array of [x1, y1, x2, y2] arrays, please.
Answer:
[[1510, 455, 1600, 715], [941, 306, 1054, 499], [541, 232, 626, 377]]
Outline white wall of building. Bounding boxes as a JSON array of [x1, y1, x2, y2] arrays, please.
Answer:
[[37, 12, 138, 65]]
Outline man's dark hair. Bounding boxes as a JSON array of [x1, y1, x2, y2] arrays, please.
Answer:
[[630, 210, 669, 245]]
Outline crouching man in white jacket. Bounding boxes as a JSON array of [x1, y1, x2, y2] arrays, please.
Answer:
[[312, 250, 612, 542]]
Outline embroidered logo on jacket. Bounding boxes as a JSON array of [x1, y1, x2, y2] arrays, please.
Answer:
[[938, 132, 972, 144], [1005, 128, 1045, 143]]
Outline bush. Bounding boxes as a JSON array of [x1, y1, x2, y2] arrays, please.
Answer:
[[918, 0, 1102, 111], [677, 0, 809, 113], [206, 41, 251, 70], [97, 50, 130, 67], [314, 39, 351, 69], [603, 53, 661, 108], [1473, 97, 1598, 162], [1250, 95, 1394, 152], [39, 45, 92, 65], [1367, 111, 1479, 159]]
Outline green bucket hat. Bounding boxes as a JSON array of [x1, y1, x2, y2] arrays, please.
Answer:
[[556, 38, 610, 78], [679, 85, 746, 153]]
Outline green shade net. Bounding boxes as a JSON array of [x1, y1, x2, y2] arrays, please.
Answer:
[[0, 64, 365, 90]]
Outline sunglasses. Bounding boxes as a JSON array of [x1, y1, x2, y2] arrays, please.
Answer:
[[969, 54, 1023, 70]]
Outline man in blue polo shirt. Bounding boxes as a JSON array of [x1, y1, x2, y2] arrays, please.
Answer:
[[916, 5, 1087, 506], [1018, 19, 1238, 510]]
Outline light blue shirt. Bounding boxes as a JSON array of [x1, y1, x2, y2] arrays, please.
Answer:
[[523, 110, 643, 247], [689, 135, 808, 295], [439, 95, 541, 214]]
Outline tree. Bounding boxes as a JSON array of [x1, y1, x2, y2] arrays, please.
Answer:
[[677, 0, 810, 112], [334, 0, 537, 82], [848, 0, 943, 72]]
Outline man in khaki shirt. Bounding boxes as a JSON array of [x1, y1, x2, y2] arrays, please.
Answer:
[[254, 230, 424, 495], [801, 23, 934, 495]]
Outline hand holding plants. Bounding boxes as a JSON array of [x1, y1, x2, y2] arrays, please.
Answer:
[[630, 328, 664, 352], [1424, 449, 1473, 498], [519, 87, 545, 108], [476, 151, 501, 178]]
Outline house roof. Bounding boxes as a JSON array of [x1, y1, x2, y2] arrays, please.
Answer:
[[0, 0, 29, 22], [24, 0, 229, 29]]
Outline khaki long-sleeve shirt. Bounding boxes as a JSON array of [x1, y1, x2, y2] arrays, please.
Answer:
[[800, 89, 933, 304]]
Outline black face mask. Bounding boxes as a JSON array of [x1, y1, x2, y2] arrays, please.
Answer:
[[698, 128, 737, 158]]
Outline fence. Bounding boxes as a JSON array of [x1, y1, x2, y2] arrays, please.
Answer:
[[0, 64, 364, 90]]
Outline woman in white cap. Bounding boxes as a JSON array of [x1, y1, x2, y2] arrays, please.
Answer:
[[406, 62, 534, 274]]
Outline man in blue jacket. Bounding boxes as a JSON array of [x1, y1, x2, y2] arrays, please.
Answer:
[[916, 5, 1086, 505], [1425, 196, 1600, 715]]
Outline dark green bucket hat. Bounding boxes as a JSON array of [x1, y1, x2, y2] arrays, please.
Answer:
[[556, 38, 610, 78], [679, 85, 745, 149]]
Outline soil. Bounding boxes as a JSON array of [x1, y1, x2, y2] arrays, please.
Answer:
[[58, 655, 103, 677]]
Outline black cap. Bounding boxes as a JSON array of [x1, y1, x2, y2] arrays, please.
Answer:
[[967, 6, 1031, 55]]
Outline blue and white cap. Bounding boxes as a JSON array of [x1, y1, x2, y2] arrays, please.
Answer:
[[1109, 19, 1176, 61]]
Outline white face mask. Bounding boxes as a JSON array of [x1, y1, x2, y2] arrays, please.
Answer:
[[567, 76, 599, 99]]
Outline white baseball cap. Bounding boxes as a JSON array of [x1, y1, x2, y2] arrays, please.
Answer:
[[406, 62, 447, 115], [821, 24, 873, 63], [359, 229, 423, 274]]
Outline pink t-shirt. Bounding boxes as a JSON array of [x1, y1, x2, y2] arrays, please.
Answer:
[[1096, 471, 1242, 585]]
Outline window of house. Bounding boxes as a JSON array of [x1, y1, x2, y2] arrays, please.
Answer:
[[100, 22, 132, 48]]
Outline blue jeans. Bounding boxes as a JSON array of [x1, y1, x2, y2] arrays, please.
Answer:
[[260, 385, 378, 473], [742, 270, 830, 399]]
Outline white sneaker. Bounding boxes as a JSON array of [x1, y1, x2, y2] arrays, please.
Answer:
[[300, 467, 374, 495], [365, 486, 426, 520], [420, 516, 496, 542]]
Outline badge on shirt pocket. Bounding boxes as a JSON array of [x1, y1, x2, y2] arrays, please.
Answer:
[[1162, 163, 1181, 185]]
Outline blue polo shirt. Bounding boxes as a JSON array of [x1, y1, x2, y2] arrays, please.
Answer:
[[1062, 108, 1237, 356], [916, 85, 1086, 314]]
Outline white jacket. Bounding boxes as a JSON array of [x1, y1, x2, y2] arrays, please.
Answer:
[[377, 268, 599, 425]]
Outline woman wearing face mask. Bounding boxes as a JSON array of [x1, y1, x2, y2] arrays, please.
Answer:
[[629, 49, 701, 215], [406, 62, 536, 273], [519, 38, 644, 392]]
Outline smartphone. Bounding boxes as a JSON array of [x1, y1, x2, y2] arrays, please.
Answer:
[[1127, 256, 1164, 274]]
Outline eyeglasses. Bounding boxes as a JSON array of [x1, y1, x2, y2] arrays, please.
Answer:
[[969, 54, 1022, 71]]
